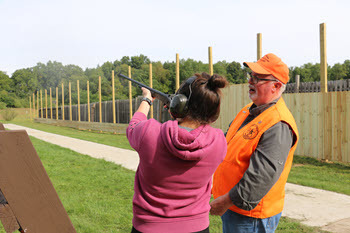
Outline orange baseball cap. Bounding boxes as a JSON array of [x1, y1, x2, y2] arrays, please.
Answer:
[[243, 53, 289, 84]]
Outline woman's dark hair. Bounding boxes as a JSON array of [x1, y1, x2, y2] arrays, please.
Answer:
[[177, 72, 229, 124]]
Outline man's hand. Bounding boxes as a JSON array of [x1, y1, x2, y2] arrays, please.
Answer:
[[210, 193, 233, 216]]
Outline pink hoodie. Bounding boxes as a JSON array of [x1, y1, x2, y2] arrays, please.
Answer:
[[127, 112, 227, 233]]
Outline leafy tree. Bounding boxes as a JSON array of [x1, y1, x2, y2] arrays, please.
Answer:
[[120, 56, 131, 66], [213, 61, 228, 78], [343, 60, 350, 79], [11, 69, 38, 98], [226, 61, 245, 83], [0, 71, 12, 92], [330, 63, 347, 80], [101, 61, 114, 81], [5, 56, 350, 109], [130, 54, 150, 69]]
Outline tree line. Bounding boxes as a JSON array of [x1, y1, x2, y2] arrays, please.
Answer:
[[0, 54, 349, 108]]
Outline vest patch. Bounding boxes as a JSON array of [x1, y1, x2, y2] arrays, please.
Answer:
[[243, 124, 259, 140]]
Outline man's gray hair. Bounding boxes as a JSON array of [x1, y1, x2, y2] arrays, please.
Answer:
[[272, 77, 286, 96], [279, 83, 286, 95]]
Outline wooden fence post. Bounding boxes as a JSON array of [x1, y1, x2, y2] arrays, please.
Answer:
[[29, 96, 32, 120], [77, 80, 80, 122], [257, 33, 262, 60], [158, 101, 162, 123], [320, 23, 328, 93], [40, 90, 43, 118], [91, 104, 95, 123], [32, 93, 35, 118], [56, 87, 58, 120], [320, 22, 329, 161], [176, 53, 180, 91], [208, 47, 213, 76], [149, 63, 153, 118], [37, 91, 39, 118], [295, 75, 300, 93], [128, 66, 132, 122], [87, 81, 90, 123], [45, 89, 47, 119], [69, 82, 72, 121], [62, 83, 65, 120], [50, 88, 52, 119], [99, 76, 102, 123], [112, 70, 116, 124]]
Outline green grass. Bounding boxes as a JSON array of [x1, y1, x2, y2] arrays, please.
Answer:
[[0, 137, 326, 233], [276, 217, 327, 233], [290, 155, 350, 195], [2, 119, 133, 150]]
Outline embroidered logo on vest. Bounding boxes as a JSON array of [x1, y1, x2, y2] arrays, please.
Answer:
[[243, 124, 259, 140]]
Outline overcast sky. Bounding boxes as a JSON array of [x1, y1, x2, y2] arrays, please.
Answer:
[[0, 0, 349, 75]]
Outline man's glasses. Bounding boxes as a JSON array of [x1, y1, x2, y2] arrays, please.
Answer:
[[247, 72, 277, 84]]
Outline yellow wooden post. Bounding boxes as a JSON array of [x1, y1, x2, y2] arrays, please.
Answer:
[[99, 76, 102, 123], [45, 89, 47, 119], [77, 80, 80, 122], [40, 90, 43, 118], [112, 70, 116, 124], [128, 66, 132, 121], [176, 53, 180, 91], [149, 63, 153, 118], [37, 91, 39, 118], [320, 23, 328, 162], [257, 33, 262, 60], [29, 96, 32, 120], [62, 83, 65, 120], [320, 23, 328, 93], [87, 81, 90, 123], [69, 82, 72, 121], [56, 87, 58, 120], [32, 93, 35, 119], [208, 46, 213, 76], [50, 88, 52, 119]]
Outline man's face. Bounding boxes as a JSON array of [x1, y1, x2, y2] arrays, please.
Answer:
[[248, 72, 279, 106]]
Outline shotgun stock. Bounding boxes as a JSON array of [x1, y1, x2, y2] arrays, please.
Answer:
[[118, 73, 172, 108]]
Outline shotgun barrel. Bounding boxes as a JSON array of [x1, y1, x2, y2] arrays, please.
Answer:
[[118, 73, 172, 108]]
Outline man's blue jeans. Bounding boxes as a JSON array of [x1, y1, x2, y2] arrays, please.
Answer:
[[221, 209, 282, 233]]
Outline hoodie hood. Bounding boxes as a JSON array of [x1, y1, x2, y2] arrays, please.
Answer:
[[160, 120, 219, 161]]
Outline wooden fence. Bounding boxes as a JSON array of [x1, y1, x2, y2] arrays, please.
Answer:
[[213, 84, 350, 163], [39, 97, 172, 124], [39, 82, 350, 163], [285, 79, 350, 93]]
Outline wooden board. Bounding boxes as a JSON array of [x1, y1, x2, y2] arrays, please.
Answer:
[[0, 130, 76, 233], [0, 204, 20, 233]]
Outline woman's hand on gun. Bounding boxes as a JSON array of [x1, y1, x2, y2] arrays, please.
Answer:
[[141, 87, 153, 101]]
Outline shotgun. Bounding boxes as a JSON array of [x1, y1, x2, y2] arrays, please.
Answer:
[[118, 73, 172, 108]]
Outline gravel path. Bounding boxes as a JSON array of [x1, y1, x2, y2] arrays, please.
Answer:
[[4, 123, 350, 233]]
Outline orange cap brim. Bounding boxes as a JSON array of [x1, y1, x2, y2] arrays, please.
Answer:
[[243, 62, 271, 75]]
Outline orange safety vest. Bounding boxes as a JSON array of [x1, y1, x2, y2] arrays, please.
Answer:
[[212, 98, 299, 219]]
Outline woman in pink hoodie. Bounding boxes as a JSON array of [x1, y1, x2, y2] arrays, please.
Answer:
[[126, 72, 228, 233]]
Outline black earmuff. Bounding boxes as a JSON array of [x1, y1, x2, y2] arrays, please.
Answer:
[[169, 76, 196, 118]]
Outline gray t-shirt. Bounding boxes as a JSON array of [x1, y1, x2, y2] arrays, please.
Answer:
[[178, 125, 194, 132]]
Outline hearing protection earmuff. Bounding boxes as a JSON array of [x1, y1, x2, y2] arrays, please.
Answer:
[[169, 76, 196, 119]]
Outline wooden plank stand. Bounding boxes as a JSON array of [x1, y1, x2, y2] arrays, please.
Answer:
[[0, 123, 76, 233]]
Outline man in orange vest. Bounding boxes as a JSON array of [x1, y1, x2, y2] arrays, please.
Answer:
[[210, 53, 299, 233]]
